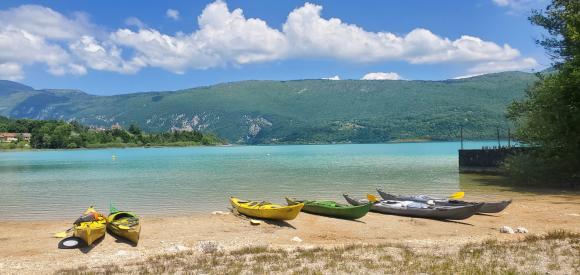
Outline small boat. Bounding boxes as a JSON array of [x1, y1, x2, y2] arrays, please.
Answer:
[[376, 189, 511, 214], [286, 197, 371, 220], [73, 206, 107, 246], [107, 205, 141, 245], [230, 197, 304, 220], [343, 194, 481, 220]]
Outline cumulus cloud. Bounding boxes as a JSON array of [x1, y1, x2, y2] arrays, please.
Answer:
[[0, 1, 540, 80], [467, 57, 538, 74], [166, 9, 180, 20], [70, 36, 142, 74], [0, 27, 85, 76], [322, 75, 340, 80], [0, 62, 24, 81], [0, 5, 95, 40], [361, 72, 402, 80], [0, 5, 89, 79], [283, 4, 520, 64], [491, 0, 548, 12], [124, 17, 146, 29], [493, 0, 510, 6]]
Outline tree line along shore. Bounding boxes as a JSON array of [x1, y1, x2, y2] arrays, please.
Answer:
[[0, 116, 225, 150]]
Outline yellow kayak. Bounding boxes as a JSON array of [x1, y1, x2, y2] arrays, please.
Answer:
[[73, 207, 107, 246], [107, 206, 141, 245], [230, 197, 304, 220]]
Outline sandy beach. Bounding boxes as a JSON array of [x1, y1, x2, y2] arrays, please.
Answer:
[[1, 190, 579, 274]]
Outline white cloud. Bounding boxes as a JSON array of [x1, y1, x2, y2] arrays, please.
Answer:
[[0, 1, 540, 81], [283, 3, 520, 64], [0, 5, 89, 79], [493, 0, 510, 6], [452, 74, 484, 80], [166, 9, 180, 20], [322, 75, 340, 80], [0, 5, 95, 40], [124, 17, 146, 29], [111, 29, 217, 73], [111, 1, 288, 72], [362, 72, 402, 80], [467, 57, 538, 74], [0, 27, 85, 76], [70, 36, 143, 74], [0, 62, 24, 81], [491, 0, 548, 12]]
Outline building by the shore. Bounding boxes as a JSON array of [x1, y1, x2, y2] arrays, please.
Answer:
[[0, 133, 31, 143]]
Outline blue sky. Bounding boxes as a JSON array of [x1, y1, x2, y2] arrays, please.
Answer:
[[0, 0, 550, 95]]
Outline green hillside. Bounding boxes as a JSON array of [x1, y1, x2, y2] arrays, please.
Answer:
[[0, 72, 538, 144]]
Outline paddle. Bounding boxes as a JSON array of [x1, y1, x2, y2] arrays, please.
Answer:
[[366, 194, 380, 203], [54, 227, 73, 238], [448, 191, 465, 200]]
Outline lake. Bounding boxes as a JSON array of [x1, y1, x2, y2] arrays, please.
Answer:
[[0, 141, 503, 220]]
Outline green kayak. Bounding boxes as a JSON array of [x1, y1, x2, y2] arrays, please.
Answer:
[[286, 197, 372, 220]]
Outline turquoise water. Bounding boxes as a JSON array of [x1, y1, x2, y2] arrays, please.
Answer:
[[0, 141, 499, 220]]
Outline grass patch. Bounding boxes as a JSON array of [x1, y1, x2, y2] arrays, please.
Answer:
[[54, 230, 580, 274]]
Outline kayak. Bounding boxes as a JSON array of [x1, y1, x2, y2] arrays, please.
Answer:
[[343, 194, 481, 220], [107, 205, 141, 245], [73, 207, 107, 246], [230, 197, 303, 220], [376, 189, 511, 214], [286, 197, 371, 220]]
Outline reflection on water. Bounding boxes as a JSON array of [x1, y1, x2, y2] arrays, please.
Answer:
[[0, 141, 507, 220]]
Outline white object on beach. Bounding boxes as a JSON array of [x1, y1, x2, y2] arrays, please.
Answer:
[[166, 244, 189, 252], [116, 250, 129, 256], [291, 236, 303, 243], [500, 226, 515, 234], [211, 211, 230, 215], [515, 227, 528, 234]]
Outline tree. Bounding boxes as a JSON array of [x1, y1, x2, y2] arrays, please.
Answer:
[[128, 124, 142, 136], [506, 0, 580, 186]]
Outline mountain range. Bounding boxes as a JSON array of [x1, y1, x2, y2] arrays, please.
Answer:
[[0, 72, 538, 144]]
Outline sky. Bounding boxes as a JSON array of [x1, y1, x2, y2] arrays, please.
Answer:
[[0, 0, 551, 95]]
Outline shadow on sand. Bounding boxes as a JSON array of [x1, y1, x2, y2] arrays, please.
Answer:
[[228, 207, 298, 229], [58, 236, 104, 253], [458, 173, 580, 196], [79, 236, 104, 254], [107, 229, 137, 247], [302, 212, 366, 224]]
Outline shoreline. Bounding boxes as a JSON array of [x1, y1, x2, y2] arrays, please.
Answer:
[[0, 143, 232, 152], [0, 139, 509, 152], [1, 191, 579, 273]]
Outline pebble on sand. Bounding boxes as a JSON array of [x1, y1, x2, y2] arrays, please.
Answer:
[[211, 211, 230, 215], [291, 236, 303, 243], [515, 227, 528, 234], [166, 244, 189, 252], [500, 226, 515, 234], [197, 241, 219, 253]]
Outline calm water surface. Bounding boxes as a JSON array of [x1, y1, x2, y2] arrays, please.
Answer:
[[0, 142, 501, 220]]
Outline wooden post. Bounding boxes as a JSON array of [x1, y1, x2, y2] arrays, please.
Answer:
[[497, 127, 501, 148], [508, 128, 511, 148], [460, 126, 463, 150]]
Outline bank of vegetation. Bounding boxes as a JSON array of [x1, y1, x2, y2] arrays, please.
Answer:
[[0, 116, 225, 149], [57, 230, 580, 274], [503, 0, 580, 187]]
